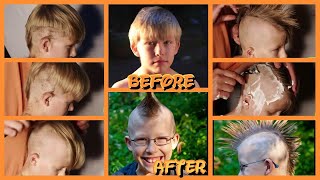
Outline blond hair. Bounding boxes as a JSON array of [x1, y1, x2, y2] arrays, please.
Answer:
[[25, 63, 90, 101], [128, 6, 182, 46], [237, 5, 298, 40], [29, 121, 85, 170], [220, 120, 301, 175], [25, 5, 85, 53]]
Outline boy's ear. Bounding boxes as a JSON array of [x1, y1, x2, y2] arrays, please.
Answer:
[[42, 91, 54, 107], [174, 42, 180, 55], [171, 133, 180, 150], [39, 37, 51, 54], [125, 136, 133, 151], [30, 153, 40, 166], [232, 24, 240, 45], [242, 94, 253, 109], [245, 47, 255, 58], [130, 44, 140, 57], [264, 159, 275, 175]]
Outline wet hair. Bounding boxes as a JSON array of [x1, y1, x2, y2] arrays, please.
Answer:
[[128, 6, 182, 46], [25, 5, 85, 53], [28, 121, 85, 170], [220, 120, 301, 175], [25, 63, 90, 102], [237, 5, 298, 40]]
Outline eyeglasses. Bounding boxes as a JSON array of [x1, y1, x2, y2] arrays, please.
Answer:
[[239, 158, 279, 172], [130, 135, 175, 146]]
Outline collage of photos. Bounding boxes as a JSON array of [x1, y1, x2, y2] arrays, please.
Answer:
[[0, 1, 317, 179]]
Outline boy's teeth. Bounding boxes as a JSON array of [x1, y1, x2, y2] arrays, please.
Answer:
[[145, 157, 161, 163]]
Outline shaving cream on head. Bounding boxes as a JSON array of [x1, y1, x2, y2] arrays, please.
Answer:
[[242, 64, 285, 115]]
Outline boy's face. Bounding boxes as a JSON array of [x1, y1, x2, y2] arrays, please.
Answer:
[[131, 35, 180, 74], [43, 87, 75, 116], [44, 35, 77, 58], [125, 114, 179, 175], [240, 17, 287, 58]]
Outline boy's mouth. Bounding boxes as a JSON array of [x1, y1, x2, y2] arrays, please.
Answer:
[[142, 156, 164, 164], [153, 59, 167, 64]]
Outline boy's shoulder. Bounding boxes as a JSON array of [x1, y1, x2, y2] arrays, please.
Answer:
[[112, 78, 129, 88], [113, 161, 138, 175]]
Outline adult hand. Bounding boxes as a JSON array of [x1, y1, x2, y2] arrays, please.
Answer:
[[4, 120, 30, 137], [273, 63, 297, 96], [213, 5, 238, 24], [213, 68, 245, 100]]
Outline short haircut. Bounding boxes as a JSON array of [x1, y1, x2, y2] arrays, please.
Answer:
[[25, 5, 85, 52], [128, 6, 182, 46], [237, 5, 298, 40], [221, 120, 301, 175], [28, 121, 85, 170], [128, 93, 176, 135], [25, 63, 90, 101]]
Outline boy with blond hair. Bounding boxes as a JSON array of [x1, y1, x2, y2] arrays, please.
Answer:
[[233, 5, 298, 58], [22, 62, 90, 116], [112, 6, 199, 88], [5, 121, 85, 176], [114, 93, 180, 175], [26, 5, 85, 58]]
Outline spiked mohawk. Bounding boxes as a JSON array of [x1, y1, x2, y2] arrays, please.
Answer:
[[136, 92, 161, 118], [237, 5, 299, 40], [220, 120, 301, 175]]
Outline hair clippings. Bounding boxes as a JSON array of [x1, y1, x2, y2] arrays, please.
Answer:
[[241, 64, 260, 75]]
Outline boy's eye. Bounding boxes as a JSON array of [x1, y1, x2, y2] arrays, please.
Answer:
[[164, 41, 172, 45], [146, 42, 156, 46]]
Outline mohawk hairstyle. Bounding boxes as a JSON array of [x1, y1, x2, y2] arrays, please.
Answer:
[[237, 5, 299, 40], [136, 92, 161, 118], [220, 120, 301, 175]]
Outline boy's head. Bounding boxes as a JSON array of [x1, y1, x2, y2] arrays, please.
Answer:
[[125, 93, 179, 175], [221, 120, 300, 175], [128, 6, 181, 74], [235, 63, 295, 115], [25, 63, 90, 116], [22, 121, 85, 176], [26, 5, 85, 58], [235, 5, 298, 58]]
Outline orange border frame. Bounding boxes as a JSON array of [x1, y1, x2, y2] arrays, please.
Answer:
[[0, 0, 318, 179]]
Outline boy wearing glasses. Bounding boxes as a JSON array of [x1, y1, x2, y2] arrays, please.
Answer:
[[114, 93, 179, 175], [220, 120, 300, 175]]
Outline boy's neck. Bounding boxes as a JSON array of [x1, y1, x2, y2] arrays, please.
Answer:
[[134, 67, 177, 75]]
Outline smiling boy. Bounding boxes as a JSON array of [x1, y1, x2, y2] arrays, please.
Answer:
[[114, 93, 179, 175]]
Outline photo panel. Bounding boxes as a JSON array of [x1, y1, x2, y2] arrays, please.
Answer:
[[4, 4, 104, 58], [213, 62, 315, 116], [213, 120, 315, 175], [213, 4, 315, 58], [109, 92, 208, 176], [109, 5, 208, 88], [4, 62, 104, 116], [4, 120, 104, 175]]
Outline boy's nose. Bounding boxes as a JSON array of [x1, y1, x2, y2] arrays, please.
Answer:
[[70, 46, 77, 58], [279, 47, 287, 58], [57, 167, 66, 176], [68, 103, 74, 112], [145, 140, 158, 153], [154, 43, 164, 56]]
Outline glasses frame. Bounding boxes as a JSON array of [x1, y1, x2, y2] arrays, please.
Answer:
[[239, 158, 279, 172], [130, 134, 176, 146]]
